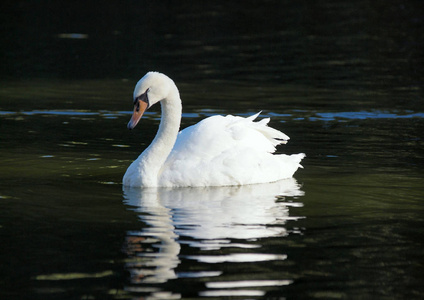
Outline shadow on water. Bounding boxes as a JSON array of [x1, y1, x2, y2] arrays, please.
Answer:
[[122, 179, 304, 298]]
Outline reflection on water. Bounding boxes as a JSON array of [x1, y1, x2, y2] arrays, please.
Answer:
[[122, 179, 304, 296], [3, 108, 423, 121]]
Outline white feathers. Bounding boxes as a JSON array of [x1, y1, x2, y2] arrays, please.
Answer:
[[123, 72, 305, 187], [159, 113, 304, 187]]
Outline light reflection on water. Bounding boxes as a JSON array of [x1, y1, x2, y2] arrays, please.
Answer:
[[2, 109, 423, 121], [122, 179, 304, 296]]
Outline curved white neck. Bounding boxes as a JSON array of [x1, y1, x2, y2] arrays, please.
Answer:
[[137, 89, 182, 186]]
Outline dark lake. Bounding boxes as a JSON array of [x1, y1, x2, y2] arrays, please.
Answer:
[[1, 1, 423, 299]]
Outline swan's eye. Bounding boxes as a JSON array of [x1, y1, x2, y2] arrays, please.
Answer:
[[134, 89, 150, 108], [141, 93, 149, 105]]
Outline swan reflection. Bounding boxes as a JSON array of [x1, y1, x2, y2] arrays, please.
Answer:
[[122, 178, 304, 289]]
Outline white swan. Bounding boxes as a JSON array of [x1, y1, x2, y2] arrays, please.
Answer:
[[123, 72, 305, 187]]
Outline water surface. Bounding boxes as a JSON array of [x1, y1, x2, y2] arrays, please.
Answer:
[[1, 1, 424, 299]]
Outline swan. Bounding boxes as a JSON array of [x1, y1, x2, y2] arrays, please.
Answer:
[[123, 72, 305, 187]]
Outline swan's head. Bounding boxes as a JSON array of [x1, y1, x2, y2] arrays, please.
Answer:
[[128, 72, 176, 130]]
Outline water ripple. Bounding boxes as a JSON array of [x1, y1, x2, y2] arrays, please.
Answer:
[[1, 109, 423, 121], [185, 253, 288, 263], [312, 111, 424, 121]]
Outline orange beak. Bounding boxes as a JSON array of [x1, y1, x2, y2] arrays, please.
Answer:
[[127, 99, 148, 130]]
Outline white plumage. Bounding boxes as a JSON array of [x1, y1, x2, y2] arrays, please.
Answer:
[[123, 72, 305, 187]]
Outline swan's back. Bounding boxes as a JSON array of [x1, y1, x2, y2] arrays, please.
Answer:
[[159, 113, 304, 187]]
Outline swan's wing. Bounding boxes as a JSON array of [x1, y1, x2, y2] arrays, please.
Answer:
[[160, 113, 302, 186], [175, 112, 289, 156]]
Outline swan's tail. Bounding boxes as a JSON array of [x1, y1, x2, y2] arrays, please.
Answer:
[[291, 153, 306, 168], [275, 152, 306, 179]]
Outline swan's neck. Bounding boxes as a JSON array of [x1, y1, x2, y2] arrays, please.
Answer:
[[138, 90, 182, 186]]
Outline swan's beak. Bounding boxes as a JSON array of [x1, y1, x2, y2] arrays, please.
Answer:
[[127, 100, 148, 130]]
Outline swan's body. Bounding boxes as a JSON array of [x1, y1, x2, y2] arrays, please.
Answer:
[[123, 72, 305, 187]]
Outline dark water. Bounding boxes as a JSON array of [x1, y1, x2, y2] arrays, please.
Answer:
[[1, 1, 424, 299]]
